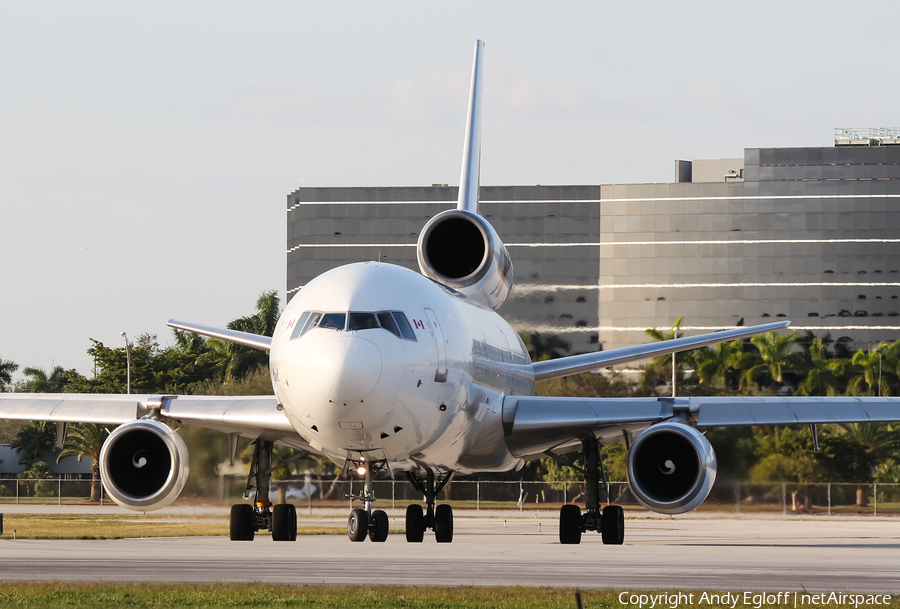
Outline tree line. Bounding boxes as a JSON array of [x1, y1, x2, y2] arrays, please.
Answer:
[[3, 304, 900, 493], [530, 317, 900, 493]]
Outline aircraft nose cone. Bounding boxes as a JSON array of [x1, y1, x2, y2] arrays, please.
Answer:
[[309, 336, 382, 401]]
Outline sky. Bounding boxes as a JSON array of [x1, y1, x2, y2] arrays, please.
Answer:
[[1, 0, 898, 382]]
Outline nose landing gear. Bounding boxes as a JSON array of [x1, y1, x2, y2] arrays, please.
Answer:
[[405, 469, 454, 543], [344, 455, 390, 542]]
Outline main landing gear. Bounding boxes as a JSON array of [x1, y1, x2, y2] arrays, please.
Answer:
[[556, 437, 625, 546], [229, 439, 299, 542], [344, 455, 390, 542], [405, 470, 454, 543]]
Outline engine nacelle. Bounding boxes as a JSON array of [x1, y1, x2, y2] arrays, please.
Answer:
[[626, 421, 717, 515], [99, 419, 190, 512], [417, 209, 513, 310]]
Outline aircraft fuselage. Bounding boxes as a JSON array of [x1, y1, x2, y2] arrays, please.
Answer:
[[269, 262, 534, 474]]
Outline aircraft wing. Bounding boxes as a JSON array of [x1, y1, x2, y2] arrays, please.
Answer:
[[167, 319, 272, 351], [531, 321, 791, 382], [501, 394, 900, 460], [0, 393, 315, 451]]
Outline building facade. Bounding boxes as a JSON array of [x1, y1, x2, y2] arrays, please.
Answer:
[[287, 140, 900, 357]]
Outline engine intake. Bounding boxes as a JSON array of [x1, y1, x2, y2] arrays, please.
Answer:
[[99, 419, 189, 512], [626, 421, 716, 515], [417, 209, 513, 310]]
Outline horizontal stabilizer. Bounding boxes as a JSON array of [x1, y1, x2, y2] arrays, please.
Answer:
[[531, 321, 791, 382], [168, 319, 272, 351]]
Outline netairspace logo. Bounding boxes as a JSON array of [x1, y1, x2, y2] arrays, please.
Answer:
[[617, 591, 894, 609]]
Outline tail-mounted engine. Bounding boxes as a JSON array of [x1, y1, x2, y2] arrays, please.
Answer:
[[99, 419, 190, 512], [417, 209, 513, 310], [625, 421, 717, 515]]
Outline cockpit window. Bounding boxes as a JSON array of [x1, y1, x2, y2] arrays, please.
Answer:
[[318, 312, 346, 330], [392, 312, 417, 341], [289, 311, 311, 340], [375, 311, 417, 341], [296, 310, 417, 341], [376, 312, 400, 338], [348, 312, 379, 331]]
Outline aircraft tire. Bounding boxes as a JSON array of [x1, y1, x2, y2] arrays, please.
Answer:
[[559, 504, 582, 544], [601, 505, 625, 545], [434, 504, 453, 543], [230, 504, 255, 541], [405, 504, 425, 542], [272, 503, 297, 541], [368, 509, 389, 542], [348, 508, 368, 542]]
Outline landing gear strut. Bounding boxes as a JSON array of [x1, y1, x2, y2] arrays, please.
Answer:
[[344, 455, 390, 542], [229, 439, 298, 542], [405, 469, 454, 543], [556, 437, 624, 545]]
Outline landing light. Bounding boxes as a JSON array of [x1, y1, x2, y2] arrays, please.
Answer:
[[356, 465, 367, 477]]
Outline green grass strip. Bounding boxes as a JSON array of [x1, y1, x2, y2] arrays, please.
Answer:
[[0, 584, 896, 609]]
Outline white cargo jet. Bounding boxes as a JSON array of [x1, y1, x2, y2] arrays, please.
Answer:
[[3, 41, 900, 545]]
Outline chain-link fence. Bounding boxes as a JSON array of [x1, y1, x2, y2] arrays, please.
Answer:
[[0, 478, 110, 505], [2, 477, 899, 516]]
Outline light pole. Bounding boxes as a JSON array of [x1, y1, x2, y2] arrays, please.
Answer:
[[672, 328, 678, 398], [120, 332, 132, 394], [874, 348, 883, 397]]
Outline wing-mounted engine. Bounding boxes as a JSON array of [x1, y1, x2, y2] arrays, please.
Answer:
[[417, 209, 513, 310], [99, 419, 190, 512], [625, 421, 717, 515]]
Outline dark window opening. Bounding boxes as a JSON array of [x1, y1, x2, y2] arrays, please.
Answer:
[[349, 312, 379, 331], [377, 312, 400, 338], [319, 313, 346, 330], [290, 311, 312, 340], [393, 312, 417, 341]]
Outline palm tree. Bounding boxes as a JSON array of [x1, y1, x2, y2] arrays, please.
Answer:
[[11, 421, 56, 466], [57, 423, 109, 502], [692, 339, 745, 390], [846, 345, 894, 396], [828, 422, 900, 506], [0, 357, 18, 391], [740, 331, 801, 392], [795, 338, 850, 396], [22, 365, 70, 393], [225, 290, 281, 380]]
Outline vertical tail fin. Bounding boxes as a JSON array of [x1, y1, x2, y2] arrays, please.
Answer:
[[457, 40, 485, 213]]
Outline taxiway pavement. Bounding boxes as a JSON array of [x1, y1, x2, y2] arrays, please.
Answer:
[[1, 510, 898, 591]]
